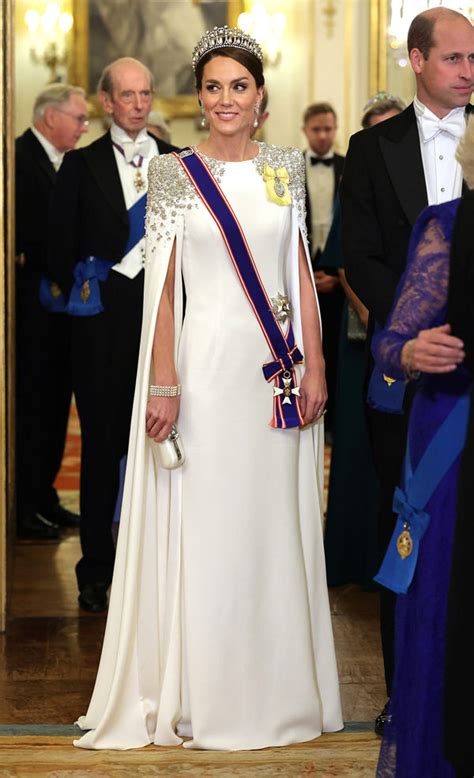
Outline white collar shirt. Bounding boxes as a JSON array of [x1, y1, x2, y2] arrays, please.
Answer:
[[110, 121, 158, 279], [31, 126, 64, 171], [305, 149, 335, 254], [414, 95, 465, 205]]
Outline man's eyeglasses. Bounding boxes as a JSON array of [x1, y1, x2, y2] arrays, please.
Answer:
[[55, 108, 89, 127]]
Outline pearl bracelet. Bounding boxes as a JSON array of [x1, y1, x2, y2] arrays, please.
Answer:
[[149, 384, 181, 397]]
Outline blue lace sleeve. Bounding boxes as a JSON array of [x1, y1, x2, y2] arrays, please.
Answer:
[[372, 199, 460, 380]]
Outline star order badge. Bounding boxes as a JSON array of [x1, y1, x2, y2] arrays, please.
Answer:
[[271, 292, 292, 323]]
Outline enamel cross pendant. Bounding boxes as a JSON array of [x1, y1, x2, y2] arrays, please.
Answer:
[[273, 371, 301, 405]]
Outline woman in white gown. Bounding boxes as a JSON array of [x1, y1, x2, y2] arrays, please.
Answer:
[[74, 27, 342, 752]]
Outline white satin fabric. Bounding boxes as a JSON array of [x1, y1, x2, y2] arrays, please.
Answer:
[[74, 155, 342, 751]]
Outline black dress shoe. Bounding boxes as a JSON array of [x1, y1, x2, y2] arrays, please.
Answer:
[[375, 700, 392, 737], [78, 582, 109, 613], [17, 512, 62, 540], [38, 504, 80, 528]]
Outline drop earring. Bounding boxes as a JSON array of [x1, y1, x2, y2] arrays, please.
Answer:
[[253, 104, 260, 128], [200, 105, 207, 129]]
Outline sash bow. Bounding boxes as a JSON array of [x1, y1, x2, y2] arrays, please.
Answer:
[[392, 486, 430, 538], [67, 256, 115, 316]]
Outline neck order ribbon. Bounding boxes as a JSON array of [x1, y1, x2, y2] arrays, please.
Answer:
[[175, 147, 304, 429]]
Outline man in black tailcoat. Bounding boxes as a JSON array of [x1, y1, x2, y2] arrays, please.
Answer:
[[303, 102, 345, 435], [49, 58, 177, 612], [16, 84, 89, 539], [340, 7, 474, 732]]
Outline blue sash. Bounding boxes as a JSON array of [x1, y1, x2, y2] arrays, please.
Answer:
[[175, 148, 304, 429], [374, 386, 471, 594], [123, 194, 147, 256], [39, 276, 67, 313], [66, 194, 147, 317], [367, 323, 406, 414]]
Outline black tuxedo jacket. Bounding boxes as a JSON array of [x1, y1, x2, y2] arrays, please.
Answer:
[[16, 128, 57, 274], [304, 150, 345, 259], [341, 103, 472, 326], [48, 131, 176, 295]]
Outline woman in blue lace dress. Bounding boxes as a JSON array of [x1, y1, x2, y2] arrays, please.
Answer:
[[374, 123, 474, 777]]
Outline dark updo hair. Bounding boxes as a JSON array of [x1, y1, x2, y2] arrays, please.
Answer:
[[195, 47, 265, 91]]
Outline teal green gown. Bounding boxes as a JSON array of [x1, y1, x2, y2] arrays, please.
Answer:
[[322, 197, 379, 587]]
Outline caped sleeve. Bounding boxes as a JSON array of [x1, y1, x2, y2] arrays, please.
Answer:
[[256, 143, 307, 239], [145, 151, 197, 267], [286, 147, 308, 239]]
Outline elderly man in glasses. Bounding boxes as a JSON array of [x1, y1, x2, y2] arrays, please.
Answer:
[[48, 58, 177, 613], [15, 83, 89, 541]]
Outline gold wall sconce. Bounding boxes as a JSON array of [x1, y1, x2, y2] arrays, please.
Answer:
[[24, 1, 73, 82]]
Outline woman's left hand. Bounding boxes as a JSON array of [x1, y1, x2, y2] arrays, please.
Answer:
[[298, 363, 328, 425]]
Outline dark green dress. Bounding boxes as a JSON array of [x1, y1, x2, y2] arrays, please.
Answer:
[[321, 197, 379, 587]]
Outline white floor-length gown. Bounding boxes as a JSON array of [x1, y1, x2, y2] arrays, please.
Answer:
[[74, 142, 343, 751]]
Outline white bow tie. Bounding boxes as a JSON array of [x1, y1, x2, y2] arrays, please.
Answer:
[[120, 138, 151, 163], [419, 112, 466, 143]]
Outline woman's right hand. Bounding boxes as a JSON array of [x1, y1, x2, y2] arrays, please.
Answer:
[[146, 397, 180, 442], [402, 324, 465, 374]]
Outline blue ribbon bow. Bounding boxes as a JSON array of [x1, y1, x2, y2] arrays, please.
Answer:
[[374, 386, 471, 594], [66, 257, 115, 317], [374, 486, 430, 595]]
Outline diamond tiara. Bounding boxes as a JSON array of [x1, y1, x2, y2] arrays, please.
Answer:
[[192, 25, 263, 72]]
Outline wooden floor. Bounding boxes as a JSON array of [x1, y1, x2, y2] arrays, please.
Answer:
[[0, 442, 384, 773], [2, 529, 385, 726], [0, 731, 380, 776]]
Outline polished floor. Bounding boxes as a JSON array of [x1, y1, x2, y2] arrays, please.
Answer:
[[0, 412, 384, 774], [2, 529, 385, 726], [0, 731, 380, 776]]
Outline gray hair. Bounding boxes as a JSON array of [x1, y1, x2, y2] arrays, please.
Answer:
[[97, 57, 154, 96], [456, 118, 474, 189], [33, 83, 85, 121]]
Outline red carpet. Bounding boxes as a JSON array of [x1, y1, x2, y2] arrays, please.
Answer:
[[54, 402, 80, 492]]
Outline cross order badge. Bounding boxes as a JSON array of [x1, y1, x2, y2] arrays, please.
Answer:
[[134, 169, 146, 193], [273, 370, 301, 405]]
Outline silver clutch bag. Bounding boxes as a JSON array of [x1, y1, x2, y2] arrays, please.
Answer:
[[153, 425, 185, 470]]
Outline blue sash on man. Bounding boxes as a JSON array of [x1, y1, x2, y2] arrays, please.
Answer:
[[66, 193, 147, 316], [175, 147, 304, 429]]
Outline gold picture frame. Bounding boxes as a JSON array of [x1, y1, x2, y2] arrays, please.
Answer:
[[369, 0, 388, 95], [69, 0, 244, 119]]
